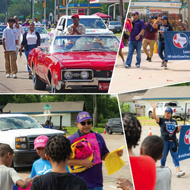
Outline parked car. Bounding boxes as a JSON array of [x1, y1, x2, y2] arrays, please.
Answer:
[[22, 26, 50, 45], [55, 15, 113, 36], [108, 21, 122, 33], [0, 114, 65, 167], [0, 25, 7, 44], [28, 35, 119, 93], [148, 102, 188, 120], [105, 118, 123, 135]]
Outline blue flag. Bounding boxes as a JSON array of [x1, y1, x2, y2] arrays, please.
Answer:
[[164, 31, 190, 60], [178, 125, 190, 161]]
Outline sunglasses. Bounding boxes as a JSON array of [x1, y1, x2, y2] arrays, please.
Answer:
[[80, 121, 92, 126], [132, 14, 136, 16], [72, 17, 78, 20]]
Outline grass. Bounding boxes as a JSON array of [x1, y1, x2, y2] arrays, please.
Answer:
[[63, 126, 105, 136]]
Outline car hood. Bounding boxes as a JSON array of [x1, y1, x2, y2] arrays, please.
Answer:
[[53, 51, 116, 70], [40, 33, 49, 39], [85, 28, 113, 35]]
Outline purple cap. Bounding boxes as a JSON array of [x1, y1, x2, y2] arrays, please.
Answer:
[[77, 111, 92, 122], [132, 11, 139, 15]]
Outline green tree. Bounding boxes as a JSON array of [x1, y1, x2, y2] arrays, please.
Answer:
[[120, 102, 130, 113]]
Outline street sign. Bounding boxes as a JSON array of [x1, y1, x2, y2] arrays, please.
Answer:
[[19, 15, 24, 19], [181, 5, 188, 8], [146, 8, 149, 14]]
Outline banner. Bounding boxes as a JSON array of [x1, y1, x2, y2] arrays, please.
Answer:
[[178, 125, 190, 161], [164, 31, 190, 60]]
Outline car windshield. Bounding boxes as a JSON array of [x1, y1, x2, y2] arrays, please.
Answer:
[[23, 27, 47, 34], [67, 18, 106, 29], [110, 22, 120, 25], [0, 25, 6, 32], [0, 116, 43, 131], [50, 35, 119, 53]]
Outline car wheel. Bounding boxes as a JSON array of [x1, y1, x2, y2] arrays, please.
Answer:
[[107, 127, 112, 135], [50, 78, 65, 93], [149, 111, 153, 119], [33, 72, 46, 90]]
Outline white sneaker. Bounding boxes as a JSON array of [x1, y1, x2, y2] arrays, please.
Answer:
[[13, 74, 17, 79], [123, 61, 126, 67], [176, 171, 185, 178], [6, 74, 11, 78]]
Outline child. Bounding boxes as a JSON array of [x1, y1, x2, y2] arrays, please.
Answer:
[[0, 143, 30, 190], [140, 135, 171, 190], [30, 135, 88, 190], [30, 135, 70, 178]]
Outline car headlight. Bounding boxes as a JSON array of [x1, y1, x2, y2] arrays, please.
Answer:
[[16, 144, 27, 149], [15, 137, 27, 149], [64, 71, 73, 80], [80, 71, 89, 79], [15, 137, 27, 142]]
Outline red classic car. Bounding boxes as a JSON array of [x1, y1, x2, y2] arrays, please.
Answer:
[[28, 35, 119, 93]]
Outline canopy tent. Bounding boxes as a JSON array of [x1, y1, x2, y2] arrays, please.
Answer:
[[93, 12, 111, 19]]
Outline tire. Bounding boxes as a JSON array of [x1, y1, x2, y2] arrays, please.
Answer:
[[149, 111, 153, 119], [107, 127, 112, 135], [50, 78, 65, 93], [33, 71, 46, 90]]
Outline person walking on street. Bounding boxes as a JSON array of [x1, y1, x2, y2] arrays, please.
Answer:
[[143, 16, 158, 62], [22, 19, 30, 26], [151, 102, 185, 178], [153, 16, 173, 69], [34, 17, 41, 27], [20, 22, 41, 79], [125, 12, 145, 68], [2, 18, 19, 78], [66, 14, 86, 35]]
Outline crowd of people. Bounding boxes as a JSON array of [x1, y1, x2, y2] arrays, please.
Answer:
[[0, 111, 124, 190]]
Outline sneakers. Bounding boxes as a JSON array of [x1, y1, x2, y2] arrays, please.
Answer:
[[13, 74, 17, 79], [146, 56, 149, 61], [136, 64, 140, 68], [123, 61, 126, 67], [125, 65, 130, 68], [164, 64, 167, 70], [29, 73, 33, 79], [176, 171, 185, 178], [149, 58, 152, 62], [161, 60, 164, 67], [6, 74, 11, 78]]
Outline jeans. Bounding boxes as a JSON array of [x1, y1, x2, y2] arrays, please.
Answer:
[[88, 187, 103, 190], [161, 140, 180, 168], [126, 41, 142, 66], [158, 41, 168, 63], [24, 44, 36, 73]]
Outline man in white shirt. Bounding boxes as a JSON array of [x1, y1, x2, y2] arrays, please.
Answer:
[[2, 18, 19, 78], [34, 17, 42, 27]]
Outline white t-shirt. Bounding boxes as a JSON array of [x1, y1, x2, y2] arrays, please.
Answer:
[[0, 165, 21, 190], [13, 24, 24, 45], [155, 167, 171, 190], [2, 26, 19, 51], [34, 21, 42, 27], [26, 31, 37, 45]]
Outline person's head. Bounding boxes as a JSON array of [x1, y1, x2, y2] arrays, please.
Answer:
[[140, 135, 164, 162], [14, 16, 19, 23], [45, 135, 71, 164], [122, 113, 142, 150], [149, 16, 154, 23], [35, 17, 38, 22], [164, 107, 173, 120], [0, 144, 14, 167], [76, 111, 92, 135], [155, 16, 158, 20], [161, 15, 168, 25], [29, 22, 35, 31], [7, 18, 15, 28], [71, 14, 80, 25], [26, 19, 29, 23], [132, 11, 139, 21], [45, 120, 50, 126], [34, 135, 49, 160]]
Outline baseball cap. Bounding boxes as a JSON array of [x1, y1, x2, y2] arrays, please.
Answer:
[[161, 15, 168, 20], [77, 111, 92, 123], [178, 19, 182, 22], [34, 135, 49, 150], [132, 11, 139, 15], [165, 107, 173, 114], [149, 16, 154, 19], [71, 14, 79, 19]]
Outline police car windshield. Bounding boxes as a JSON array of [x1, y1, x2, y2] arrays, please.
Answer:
[[110, 21, 121, 25], [0, 116, 42, 131], [67, 18, 106, 29]]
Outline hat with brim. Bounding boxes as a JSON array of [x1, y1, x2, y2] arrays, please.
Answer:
[[77, 111, 92, 123]]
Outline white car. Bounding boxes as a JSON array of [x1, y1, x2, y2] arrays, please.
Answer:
[[0, 114, 65, 167], [55, 15, 113, 36]]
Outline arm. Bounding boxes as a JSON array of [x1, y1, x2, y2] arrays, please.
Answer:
[[68, 157, 95, 169], [152, 18, 161, 29], [36, 32, 41, 46], [151, 102, 160, 123], [2, 38, 6, 53], [16, 179, 30, 189], [176, 125, 181, 133], [116, 178, 134, 190]]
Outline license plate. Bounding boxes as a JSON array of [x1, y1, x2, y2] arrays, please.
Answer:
[[98, 82, 110, 91]]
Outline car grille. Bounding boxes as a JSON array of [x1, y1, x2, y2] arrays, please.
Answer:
[[94, 70, 112, 78]]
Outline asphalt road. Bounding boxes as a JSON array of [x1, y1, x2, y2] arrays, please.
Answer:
[[109, 46, 190, 94], [17, 133, 132, 190]]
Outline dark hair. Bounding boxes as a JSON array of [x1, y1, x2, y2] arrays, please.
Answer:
[[45, 135, 71, 163], [122, 113, 142, 149], [0, 143, 13, 157], [29, 22, 35, 26], [141, 135, 164, 161], [7, 17, 15, 23]]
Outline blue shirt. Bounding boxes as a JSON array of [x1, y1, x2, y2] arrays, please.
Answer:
[[130, 19, 145, 42], [30, 158, 70, 178], [68, 130, 109, 189]]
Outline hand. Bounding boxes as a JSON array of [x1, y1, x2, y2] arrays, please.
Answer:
[[82, 157, 95, 169], [116, 178, 134, 190], [4, 50, 7, 54], [72, 25, 77, 32], [178, 125, 181, 131], [135, 35, 140, 40], [15, 23, 19, 29], [19, 51, 22, 57], [25, 178, 33, 183], [157, 17, 161, 22], [116, 149, 123, 157], [151, 101, 157, 109]]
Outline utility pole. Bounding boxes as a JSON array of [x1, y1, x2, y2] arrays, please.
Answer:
[[5, 0, 8, 23], [58, 0, 60, 19], [119, 0, 124, 29], [188, 0, 190, 30], [54, 0, 56, 22], [87, 0, 90, 15]]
